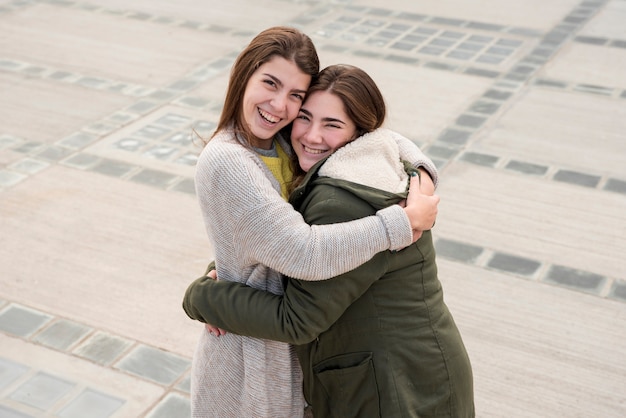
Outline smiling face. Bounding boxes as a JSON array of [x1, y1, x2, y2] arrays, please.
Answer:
[[242, 56, 311, 149], [290, 90, 358, 172]]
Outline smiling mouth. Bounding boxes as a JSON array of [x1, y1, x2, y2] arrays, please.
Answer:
[[303, 145, 327, 155], [258, 108, 280, 124]]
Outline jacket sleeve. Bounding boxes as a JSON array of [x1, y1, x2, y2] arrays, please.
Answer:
[[183, 187, 389, 343], [183, 253, 387, 344], [388, 129, 439, 188]]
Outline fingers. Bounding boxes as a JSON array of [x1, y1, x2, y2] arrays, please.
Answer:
[[205, 323, 226, 336], [404, 175, 440, 232], [417, 168, 435, 196], [208, 270, 217, 280]]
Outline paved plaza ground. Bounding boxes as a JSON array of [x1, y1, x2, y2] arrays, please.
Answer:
[[1, 0, 625, 417]]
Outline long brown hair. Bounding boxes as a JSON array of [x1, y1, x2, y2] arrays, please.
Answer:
[[289, 64, 386, 192], [211, 26, 319, 146]]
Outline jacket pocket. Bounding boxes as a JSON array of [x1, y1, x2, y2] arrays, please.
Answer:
[[312, 352, 381, 418]]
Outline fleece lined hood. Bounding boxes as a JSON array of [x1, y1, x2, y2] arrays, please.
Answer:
[[318, 128, 409, 194]]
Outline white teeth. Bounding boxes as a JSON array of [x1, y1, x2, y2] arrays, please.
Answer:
[[258, 108, 279, 123], [303, 146, 326, 155]]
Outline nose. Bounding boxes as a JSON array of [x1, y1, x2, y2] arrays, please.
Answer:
[[270, 93, 288, 113], [303, 123, 322, 144]]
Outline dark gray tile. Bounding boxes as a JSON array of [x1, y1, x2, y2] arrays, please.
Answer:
[[0, 305, 51, 337], [457, 42, 483, 51], [61, 153, 101, 170], [439, 30, 465, 39], [610, 40, 626, 49], [134, 125, 172, 139], [455, 114, 486, 128], [413, 27, 438, 35], [390, 42, 416, 51], [505, 160, 548, 176], [534, 78, 568, 88], [429, 38, 455, 47], [574, 35, 607, 45], [58, 389, 125, 418], [488, 253, 541, 276], [114, 138, 147, 152], [608, 280, 626, 303], [544, 265, 606, 294], [367, 8, 392, 16], [483, 89, 513, 101], [468, 101, 501, 115], [142, 145, 178, 160], [437, 129, 471, 145], [0, 405, 34, 418], [0, 357, 29, 391], [460, 152, 499, 167], [33, 320, 92, 351], [73, 332, 132, 366], [387, 23, 412, 32], [13, 141, 44, 154], [417, 46, 445, 55], [467, 22, 505, 31], [430, 17, 465, 26], [126, 100, 159, 114], [10, 372, 75, 410], [604, 178, 626, 194], [401, 34, 428, 43], [496, 38, 523, 47], [553, 169, 600, 188], [574, 84, 613, 96], [129, 169, 178, 188], [511, 65, 536, 75], [58, 132, 99, 149], [435, 238, 483, 263], [89, 159, 137, 178], [398, 12, 427, 22], [447, 50, 475, 60], [146, 393, 190, 418], [467, 35, 494, 43], [425, 145, 458, 159], [385, 54, 419, 64], [476, 54, 505, 64], [115, 345, 190, 385], [34, 145, 74, 162], [424, 61, 458, 71]]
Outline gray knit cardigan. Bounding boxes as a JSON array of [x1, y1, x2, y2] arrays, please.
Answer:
[[190, 128, 438, 417]]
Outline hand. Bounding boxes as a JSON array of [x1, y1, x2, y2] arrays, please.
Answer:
[[417, 168, 435, 196], [205, 323, 227, 336], [403, 174, 439, 234]]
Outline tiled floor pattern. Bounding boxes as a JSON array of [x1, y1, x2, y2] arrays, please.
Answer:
[[1, 0, 625, 306], [0, 301, 191, 418]]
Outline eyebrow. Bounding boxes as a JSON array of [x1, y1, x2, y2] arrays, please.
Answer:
[[299, 108, 347, 125], [263, 73, 308, 95]]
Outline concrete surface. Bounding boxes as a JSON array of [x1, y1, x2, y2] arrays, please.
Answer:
[[0, 0, 625, 417]]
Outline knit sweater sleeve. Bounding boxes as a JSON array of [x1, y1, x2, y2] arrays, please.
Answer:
[[195, 139, 412, 281], [388, 129, 439, 188]]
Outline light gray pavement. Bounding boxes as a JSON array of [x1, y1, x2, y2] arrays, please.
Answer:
[[0, 0, 625, 416]]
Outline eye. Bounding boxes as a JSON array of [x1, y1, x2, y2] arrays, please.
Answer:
[[296, 113, 310, 121], [263, 79, 277, 88], [291, 93, 305, 101]]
